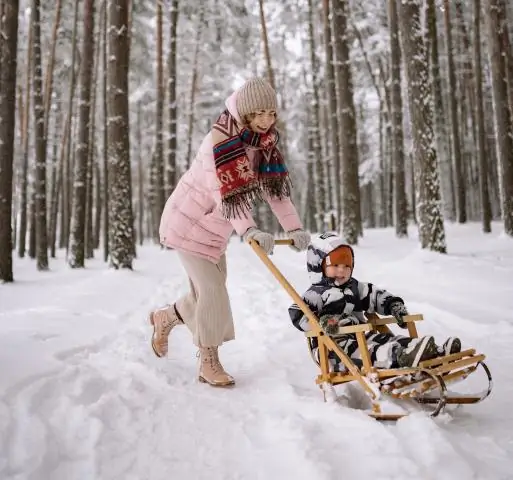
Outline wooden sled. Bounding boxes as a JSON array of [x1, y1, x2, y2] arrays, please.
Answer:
[[249, 238, 493, 420]]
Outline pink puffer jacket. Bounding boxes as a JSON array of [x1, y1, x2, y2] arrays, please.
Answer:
[[159, 90, 303, 263]]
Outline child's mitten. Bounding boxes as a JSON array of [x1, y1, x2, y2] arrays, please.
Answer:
[[319, 314, 342, 335], [389, 301, 409, 329]]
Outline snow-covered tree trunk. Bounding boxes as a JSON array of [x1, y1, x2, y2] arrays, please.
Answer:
[[426, 0, 455, 222], [473, 0, 492, 233], [69, 0, 96, 268], [102, 1, 109, 262], [398, 0, 447, 253], [60, 0, 80, 250], [17, 21, 33, 260], [32, 0, 49, 271], [86, 13, 102, 259], [323, 0, 341, 226], [0, 0, 19, 282], [486, 0, 513, 236], [307, 0, 326, 230], [332, 0, 361, 243], [107, 0, 135, 269], [443, 0, 466, 224], [388, 0, 407, 237], [152, 0, 165, 240], [166, 0, 179, 197]]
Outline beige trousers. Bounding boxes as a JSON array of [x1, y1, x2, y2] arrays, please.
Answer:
[[174, 251, 235, 347]]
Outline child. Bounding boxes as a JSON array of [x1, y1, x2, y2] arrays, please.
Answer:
[[288, 233, 461, 371], [150, 77, 311, 387]]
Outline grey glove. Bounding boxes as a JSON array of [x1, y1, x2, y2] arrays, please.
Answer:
[[243, 227, 275, 254], [288, 229, 311, 252], [389, 301, 409, 329]]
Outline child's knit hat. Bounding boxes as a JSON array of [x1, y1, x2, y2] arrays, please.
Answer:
[[236, 77, 277, 119], [323, 245, 354, 271]]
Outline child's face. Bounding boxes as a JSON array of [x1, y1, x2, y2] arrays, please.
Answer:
[[247, 109, 277, 133], [325, 263, 352, 284]]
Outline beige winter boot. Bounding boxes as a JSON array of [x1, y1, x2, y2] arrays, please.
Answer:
[[198, 346, 235, 387], [149, 305, 183, 358]]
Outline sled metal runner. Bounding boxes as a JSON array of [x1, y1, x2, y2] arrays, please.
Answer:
[[249, 239, 493, 420]]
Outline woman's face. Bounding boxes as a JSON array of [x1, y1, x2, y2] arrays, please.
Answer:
[[247, 109, 277, 133]]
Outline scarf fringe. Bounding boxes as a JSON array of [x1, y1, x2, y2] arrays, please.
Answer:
[[222, 177, 293, 219]]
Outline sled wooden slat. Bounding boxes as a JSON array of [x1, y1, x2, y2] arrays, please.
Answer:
[[368, 314, 424, 326], [335, 324, 373, 334], [419, 348, 476, 368], [431, 355, 485, 375]]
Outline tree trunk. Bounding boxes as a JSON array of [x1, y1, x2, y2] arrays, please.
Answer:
[[166, 0, 179, 197], [443, 0, 466, 223], [473, 0, 492, 233], [333, 0, 361, 243], [426, 0, 455, 222], [486, 0, 513, 236], [307, 0, 326, 230], [0, 0, 19, 282], [32, 0, 49, 271], [388, 0, 408, 237], [152, 0, 165, 240], [60, 0, 80, 250], [322, 0, 341, 225], [69, 0, 96, 268], [398, 0, 446, 253], [107, 0, 135, 268], [17, 21, 33, 259], [102, 0, 109, 261], [137, 101, 144, 245]]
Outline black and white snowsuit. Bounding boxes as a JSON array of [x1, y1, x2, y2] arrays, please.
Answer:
[[288, 233, 420, 370]]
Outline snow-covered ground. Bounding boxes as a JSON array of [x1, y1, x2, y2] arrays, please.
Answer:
[[1, 222, 512, 480]]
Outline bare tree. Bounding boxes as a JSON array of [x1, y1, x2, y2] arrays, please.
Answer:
[[166, 0, 179, 197], [426, 0, 455, 221], [333, 0, 361, 243], [32, 0, 49, 270], [152, 0, 165, 239], [486, 0, 513, 236], [388, 0, 408, 237], [473, 0, 492, 233], [443, 0, 466, 223], [107, 0, 135, 268], [398, 0, 446, 253], [323, 0, 341, 225], [0, 0, 19, 282], [69, 0, 96, 268]]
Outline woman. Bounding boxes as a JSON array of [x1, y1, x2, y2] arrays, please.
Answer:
[[150, 77, 310, 387]]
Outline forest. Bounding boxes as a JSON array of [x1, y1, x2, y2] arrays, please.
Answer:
[[0, 0, 512, 282]]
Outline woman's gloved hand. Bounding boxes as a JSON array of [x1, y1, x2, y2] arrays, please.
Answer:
[[243, 227, 275, 254], [288, 229, 311, 252]]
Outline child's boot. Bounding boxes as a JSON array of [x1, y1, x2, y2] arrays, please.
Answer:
[[149, 305, 183, 358], [198, 346, 235, 387], [440, 337, 461, 356], [397, 336, 439, 368]]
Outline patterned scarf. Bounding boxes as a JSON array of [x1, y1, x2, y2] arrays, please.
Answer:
[[212, 109, 291, 219]]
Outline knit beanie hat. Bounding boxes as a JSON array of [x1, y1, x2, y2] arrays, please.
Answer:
[[323, 245, 354, 272], [236, 77, 278, 119]]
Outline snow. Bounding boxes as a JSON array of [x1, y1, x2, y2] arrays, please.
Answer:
[[1, 222, 512, 480]]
